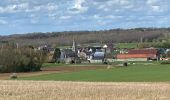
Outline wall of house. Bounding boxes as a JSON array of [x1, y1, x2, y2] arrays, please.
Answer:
[[107, 59, 116, 62], [90, 60, 103, 63]]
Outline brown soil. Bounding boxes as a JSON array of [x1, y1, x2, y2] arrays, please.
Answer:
[[0, 71, 58, 80]]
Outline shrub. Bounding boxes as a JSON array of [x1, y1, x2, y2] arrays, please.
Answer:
[[0, 46, 45, 73], [161, 61, 170, 64]]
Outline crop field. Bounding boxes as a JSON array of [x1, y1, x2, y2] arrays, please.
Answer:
[[0, 81, 170, 100], [1, 63, 170, 100], [20, 63, 170, 82]]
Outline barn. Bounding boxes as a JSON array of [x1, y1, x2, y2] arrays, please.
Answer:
[[116, 48, 160, 61]]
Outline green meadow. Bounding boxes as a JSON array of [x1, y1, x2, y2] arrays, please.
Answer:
[[116, 43, 138, 49], [20, 62, 170, 82]]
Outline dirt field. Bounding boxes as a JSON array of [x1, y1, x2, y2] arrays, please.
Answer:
[[0, 65, 106, 80], [0, 81, 170, 100], [0, 71, 58, 80]]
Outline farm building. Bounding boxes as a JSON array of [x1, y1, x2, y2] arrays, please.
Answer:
[[116, 48, 160, 61]]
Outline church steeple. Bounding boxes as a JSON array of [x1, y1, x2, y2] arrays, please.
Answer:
[[72, 39, 76, 52]]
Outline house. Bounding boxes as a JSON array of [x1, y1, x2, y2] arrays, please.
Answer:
[[116, 48, 160, 61], [88, 49, 105, 63], [60, 49, 78, 64]]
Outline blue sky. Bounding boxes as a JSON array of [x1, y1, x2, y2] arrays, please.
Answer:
[[0, 0, 170, 35]]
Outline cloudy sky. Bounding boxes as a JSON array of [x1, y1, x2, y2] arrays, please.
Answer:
[[0, 0, 170, 35]]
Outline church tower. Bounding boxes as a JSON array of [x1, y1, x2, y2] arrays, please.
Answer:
[[72, 39, 77, 53]]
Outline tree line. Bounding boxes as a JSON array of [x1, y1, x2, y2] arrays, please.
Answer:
[[1, 28, 170, 46]]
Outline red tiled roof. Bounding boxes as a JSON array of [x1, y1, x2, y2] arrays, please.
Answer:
[[117, 54, 156, 59], [116, 48, 158, 59], [128, 49, 157, 54]]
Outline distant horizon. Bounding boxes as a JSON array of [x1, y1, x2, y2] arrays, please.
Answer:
[[1, 0, 170, 35], [1, 27, 170, 36]]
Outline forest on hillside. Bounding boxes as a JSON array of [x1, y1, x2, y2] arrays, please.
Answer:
[[1, 28, 170, 46]]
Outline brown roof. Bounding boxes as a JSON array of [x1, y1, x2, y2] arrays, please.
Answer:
[[116, 48, 158, 59], [128, 49, 157, 54], [117, 54, 156, 59]]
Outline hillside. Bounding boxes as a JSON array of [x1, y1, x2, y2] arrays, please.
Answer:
[[1, 28, 170, 46]]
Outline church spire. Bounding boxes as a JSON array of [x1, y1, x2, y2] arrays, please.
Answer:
[[72, 39, 76, 52]]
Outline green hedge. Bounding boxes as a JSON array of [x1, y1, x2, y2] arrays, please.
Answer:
[[161, 61, 170, 64]]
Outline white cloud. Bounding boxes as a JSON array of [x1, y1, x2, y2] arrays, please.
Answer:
[[104, 0, 131, 6], [30, 19, 38, 24], [48, 13, 57, 20], [105, 0, 119, 6], [93, 15, 101, 19], [119, 0, 130, 5], [1, 0, 170, 35], [96, 20, 111, 25], [74, 0, 85, 9], [25, 3, 58, 13], [151, 5, 161, 11], [46, 3, 58, 11], [93, 14, 122, 20], [105, 15, 123, 19], [25, 5, 41, 12], [69, 0, 88, 14], [0, 19, 7, 25], [0, 2, 58, 13], [97, 1, 117, 11], [59, 15, 72, 20], [157, 16, 170, 24], [29, 14, 39, 24], [97, 0, 134, 12], [0, 5, 16, 13], [98, 4, 110, 11], [0, 3, 30, 13], [146, 0, 167, 12], [147, 0, 159, 5]]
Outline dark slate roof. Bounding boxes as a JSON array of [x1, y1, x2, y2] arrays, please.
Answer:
[[93, 52, 104, 60], [62, 49, 77, 57]]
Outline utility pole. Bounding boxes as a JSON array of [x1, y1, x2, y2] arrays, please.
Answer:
[[0, 44, 3, 54], [16, 43, 19, 49], [140, 37, 143, 43]]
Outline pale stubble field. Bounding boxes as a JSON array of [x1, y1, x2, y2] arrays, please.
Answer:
[[0, 81, 170, 100]]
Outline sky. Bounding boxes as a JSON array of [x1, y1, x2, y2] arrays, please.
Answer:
[[0, 0, 170, 35]]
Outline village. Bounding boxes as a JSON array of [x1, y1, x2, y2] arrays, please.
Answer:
[[1, 0, 170, 99], [36, 39, 170, 65]]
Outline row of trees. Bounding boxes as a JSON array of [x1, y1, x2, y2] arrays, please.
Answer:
[[0, 45, 46, 73], [138, 41, 170, 49], [2, 28, 167, 46]]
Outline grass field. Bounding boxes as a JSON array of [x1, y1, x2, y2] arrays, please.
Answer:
[[20, 63, 170, 82], [116, 42, 154, 49], [116, 43, 138, 48], [2, 63, 170, 100], [1, 81, 170, 100], [42, 63, 105, 68]]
